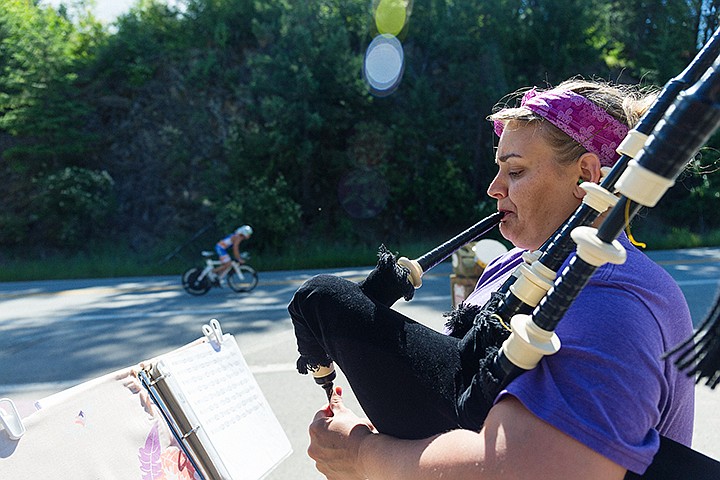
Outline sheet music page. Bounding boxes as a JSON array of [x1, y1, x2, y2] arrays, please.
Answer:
[[156, 334, 291, 480]]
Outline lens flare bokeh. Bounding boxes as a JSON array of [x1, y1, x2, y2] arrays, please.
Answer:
[[375, 0, 408, 36], [363, 0, 411, 97], [363, 34, 404, 96]]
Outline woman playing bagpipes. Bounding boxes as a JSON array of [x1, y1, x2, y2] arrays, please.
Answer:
[[288, 77, 695, 479]]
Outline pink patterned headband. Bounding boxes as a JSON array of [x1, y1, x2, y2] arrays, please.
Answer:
[[493, 87, 629, 167]]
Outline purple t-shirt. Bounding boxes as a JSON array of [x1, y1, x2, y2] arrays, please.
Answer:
[[463, 234, 695, 474]]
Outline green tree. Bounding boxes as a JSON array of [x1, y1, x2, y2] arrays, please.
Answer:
[[32, 166, 116, 247], [216, 175, 302, 250], [0, 0, 112, 247], [84, 0, 260, 247], [698, 0, 720, 45], [0, 0, 102, 170], [367, 1, 512, 234], [232, 1, 371, 239], [501, 0, 606, 84], [595, 0, 699, 84], [1, 0, 717, 256]]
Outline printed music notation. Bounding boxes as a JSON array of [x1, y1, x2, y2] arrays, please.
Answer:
[[153, 333, 291, 480]]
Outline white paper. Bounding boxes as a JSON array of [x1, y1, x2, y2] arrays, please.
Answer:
[[156, 334, 291, 480]]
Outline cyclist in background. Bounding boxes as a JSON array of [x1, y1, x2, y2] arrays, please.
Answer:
[[211, 225, 253, 284]]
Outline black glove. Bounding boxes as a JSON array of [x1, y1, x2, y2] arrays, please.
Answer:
[[358, 244, 415, 306]]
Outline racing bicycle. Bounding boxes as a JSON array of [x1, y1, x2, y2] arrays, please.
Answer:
[[182, 251, 258, 295]]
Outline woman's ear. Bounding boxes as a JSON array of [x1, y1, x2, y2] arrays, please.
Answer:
[[573, 152, 602, 199]]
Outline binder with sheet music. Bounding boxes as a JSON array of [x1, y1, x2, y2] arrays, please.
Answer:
[[139, 319, 292, 480]]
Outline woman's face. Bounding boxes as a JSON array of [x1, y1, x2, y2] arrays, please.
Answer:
[[487, 122, 584, 251]]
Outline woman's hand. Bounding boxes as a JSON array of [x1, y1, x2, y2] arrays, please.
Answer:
[[307, 393, 626, 480], [308, 386, 374, 479]]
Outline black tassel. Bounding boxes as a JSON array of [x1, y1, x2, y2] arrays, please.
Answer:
[[296, 354, 334, 376], [358, 244, 415, 306], [444, 303, 483, 338], [665, 287, 720, 389]]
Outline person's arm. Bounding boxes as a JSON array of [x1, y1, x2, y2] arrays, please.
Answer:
[[308, 388, 626, 480]]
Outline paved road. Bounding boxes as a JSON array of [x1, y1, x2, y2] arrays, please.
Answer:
[[1, 247, 719, 478]]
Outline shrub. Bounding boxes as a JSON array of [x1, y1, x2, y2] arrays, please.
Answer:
[[31, 167, 116, 247], [215, 175, 302, 251]]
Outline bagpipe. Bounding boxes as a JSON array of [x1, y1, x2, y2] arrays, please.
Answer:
[[292, 25, 720, 479]]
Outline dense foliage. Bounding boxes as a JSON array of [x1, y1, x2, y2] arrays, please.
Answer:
[[1, 0, 719, 258]]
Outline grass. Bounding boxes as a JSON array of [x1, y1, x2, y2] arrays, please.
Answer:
[[0, 226, 718, 282], [0, 238, 442, 282], [629, 219, 720, 251]]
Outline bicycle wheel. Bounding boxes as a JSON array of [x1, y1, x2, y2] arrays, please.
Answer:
[[227, 265, 259, 293], [182, 267, 211, 295]]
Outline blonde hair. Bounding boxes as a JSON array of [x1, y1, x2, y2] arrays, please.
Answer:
[[489, 77, 658, 165]]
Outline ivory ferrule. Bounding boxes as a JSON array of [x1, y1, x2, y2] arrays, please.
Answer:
[[397, 256, 424, 288], [501, 314, 561, 371], [522, 249, 542, 265], [580, 182, 619, 213], [309, 364, 335, 381], [616, 129, 649, 158], [571, 226, 627, 267], [615, 159, 675, 207], [509, 261, 556, 308]]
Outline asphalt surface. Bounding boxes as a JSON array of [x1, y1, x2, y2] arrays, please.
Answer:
[[1, 247, 719, 478]]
